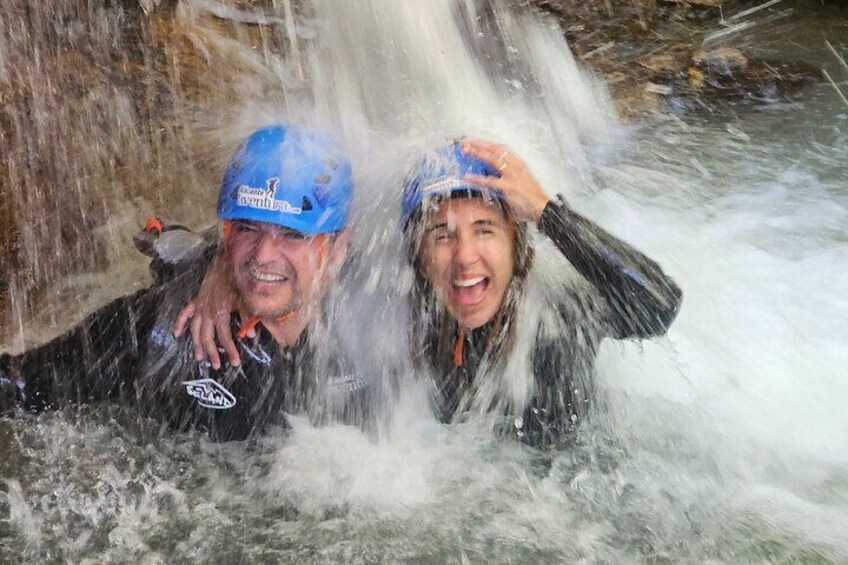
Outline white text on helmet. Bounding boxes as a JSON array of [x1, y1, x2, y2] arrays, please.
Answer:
[[237, 178, 303, 215]]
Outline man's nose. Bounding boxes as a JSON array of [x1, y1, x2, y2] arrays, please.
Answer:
[[252, 231, 283, 263]]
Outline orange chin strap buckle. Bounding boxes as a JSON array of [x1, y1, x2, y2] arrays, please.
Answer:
[[453, 328, 465, 367], [237, 310, 296, 339], [145, 217, 165, 235], [222, 221, 234, 246]]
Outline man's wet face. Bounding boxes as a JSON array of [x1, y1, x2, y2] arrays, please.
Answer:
[[228, 220, 334, 318], [419, 198, 515, 330]]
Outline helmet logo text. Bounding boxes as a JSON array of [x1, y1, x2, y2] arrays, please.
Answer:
[[422, 176, 469, 195], [236, 178, 303, 215]]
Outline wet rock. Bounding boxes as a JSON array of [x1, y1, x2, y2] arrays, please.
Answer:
[[534, 0, 821, 117], [676, 43, 819, 106], [0, 0, 316, 336], [645, 82, 673, 95], [0, 0, 153, 330], [688, 66, 705, 89], [537, 0, 658, 22], [692, 46, 748, 71], [0, 0, 270, 336], [0, 180, 15, 311], [686, 58, 820, 102], [639, 54, 685, 74], [660, 0, 721, 6]]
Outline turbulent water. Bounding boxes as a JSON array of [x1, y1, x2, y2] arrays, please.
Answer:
[[2, 0, 848, 562]]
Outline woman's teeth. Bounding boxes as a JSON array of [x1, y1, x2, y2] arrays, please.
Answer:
[[453, 276, 486, 288]]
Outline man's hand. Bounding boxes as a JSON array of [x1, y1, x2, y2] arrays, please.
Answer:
[[173, 253, 245, 369], [461, 139, 551, 223]]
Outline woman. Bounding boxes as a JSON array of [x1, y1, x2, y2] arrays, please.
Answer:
[[400, 139, 682, 445]]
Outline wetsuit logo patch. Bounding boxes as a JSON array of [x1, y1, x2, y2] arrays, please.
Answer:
[[149, 327, 176, 349], [183, 379, 237, 410], [328, 374, 369, 393]]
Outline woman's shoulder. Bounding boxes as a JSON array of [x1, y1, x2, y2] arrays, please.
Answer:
[[523, 237, 607, 340]]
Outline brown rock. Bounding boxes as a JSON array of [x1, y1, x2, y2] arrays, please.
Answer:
[[688, 67, 705, 89], [692, 47, 748, 70], [639, 54, 683, 73], [0, 0, 317, 338], [661, 0, 722, 6]]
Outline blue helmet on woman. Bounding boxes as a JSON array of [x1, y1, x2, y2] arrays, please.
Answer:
[[401, 141, 501, 228], [218, 125, 353, 235]]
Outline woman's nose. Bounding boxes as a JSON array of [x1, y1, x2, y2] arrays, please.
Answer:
[[453, 232, 480, 267]]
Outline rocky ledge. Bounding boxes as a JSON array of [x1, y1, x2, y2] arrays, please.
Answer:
[[535, 0, 821, 117]]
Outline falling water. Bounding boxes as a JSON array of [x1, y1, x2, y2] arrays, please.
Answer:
[[1, 0, 847, 562]]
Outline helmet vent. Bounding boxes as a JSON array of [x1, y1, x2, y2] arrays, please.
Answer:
[[301, 197, 314, 211]]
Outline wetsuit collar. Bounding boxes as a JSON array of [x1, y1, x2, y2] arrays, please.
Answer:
[[231, 312, 309, 353]]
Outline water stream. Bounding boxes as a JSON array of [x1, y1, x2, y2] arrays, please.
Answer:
[[1, 0, 847, 562]]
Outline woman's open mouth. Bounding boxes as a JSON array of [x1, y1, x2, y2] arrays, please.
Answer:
[[451, 276, 489, 307]]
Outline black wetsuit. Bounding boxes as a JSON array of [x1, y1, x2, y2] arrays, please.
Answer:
[[428, 196, 683, 447], [0, 241, 373, 442]]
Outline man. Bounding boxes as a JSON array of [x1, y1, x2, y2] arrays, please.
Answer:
[[0, 124, 371, 441]]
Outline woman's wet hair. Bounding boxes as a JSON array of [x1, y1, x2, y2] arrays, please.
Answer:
[[404, 194, 534, 371]]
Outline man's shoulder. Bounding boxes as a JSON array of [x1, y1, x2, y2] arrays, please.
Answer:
[[140, 263, 208, 341]]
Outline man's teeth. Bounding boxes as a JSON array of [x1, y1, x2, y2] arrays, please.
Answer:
[[250, 268, 286, 282], [453, 276, 486, 288]]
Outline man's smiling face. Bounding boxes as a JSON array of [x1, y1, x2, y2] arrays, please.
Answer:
[[228, 220, 335, 318]]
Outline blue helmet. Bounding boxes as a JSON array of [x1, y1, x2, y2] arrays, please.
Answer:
[[401, 141, 501, 227], [218, 125, 353, 235]]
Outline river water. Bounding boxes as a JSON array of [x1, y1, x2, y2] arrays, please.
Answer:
[[1, 0, 847, 562]]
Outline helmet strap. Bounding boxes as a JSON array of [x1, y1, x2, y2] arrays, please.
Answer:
[[237, 310, 297, 340], [222, 220, 234, 247], [453, 327, 466, 367]]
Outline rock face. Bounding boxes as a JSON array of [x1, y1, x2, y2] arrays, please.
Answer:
[[0, 0, 294, 340], [0, 177, 13, 314], [536, 0, 820, 116], [664, 0, 722, 5], [683, 50, 819, 104], [692, 47, 748, 69]]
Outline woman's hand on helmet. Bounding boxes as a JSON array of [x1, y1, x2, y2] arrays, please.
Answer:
[[173, 254, 245, 369], [461, 139, 550, 223]]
